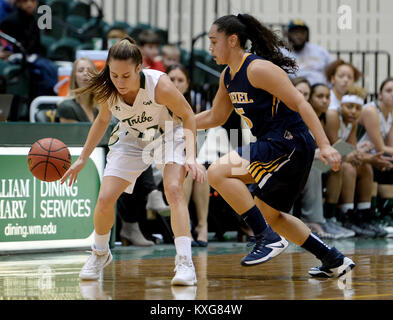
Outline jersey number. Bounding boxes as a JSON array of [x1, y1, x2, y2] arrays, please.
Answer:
[[234, 108, 253, 129]]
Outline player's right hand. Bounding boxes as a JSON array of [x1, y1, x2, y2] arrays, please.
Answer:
[[60, 157, 86, 186], [319, 145, 342, 172]]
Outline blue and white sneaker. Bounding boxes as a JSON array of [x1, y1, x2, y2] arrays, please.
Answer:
[[308, 247, 355, 278], [241, 230, 288, 266]]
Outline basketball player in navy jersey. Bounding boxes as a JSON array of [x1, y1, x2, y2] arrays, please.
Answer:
[[196, 14, 355, 277]]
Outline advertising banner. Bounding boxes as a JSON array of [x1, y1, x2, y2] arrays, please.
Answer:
[[0, 147, 105, 252]]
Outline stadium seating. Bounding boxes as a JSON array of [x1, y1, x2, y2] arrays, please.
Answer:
[[29, 96, 63, 122], [47, 37, 81, 62], [46, 0, 70, 21], [69, 1, 91, 20], [104, 21, 134, 38]]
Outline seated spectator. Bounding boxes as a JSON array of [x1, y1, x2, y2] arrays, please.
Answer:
[[325, 59, 362, 112], [358, 77, 393, 234], [292, 77, 311, 101], [57, 58, 98, 123], [0, 0, 57, 97], [285, 19, 333, 85], [325, 84, 391, 237], [160, 44, 181, 71], [0, 0, 43, 55], [137, 29, 166, 72], [294, 81, 352, 239], [106, 27, 128, 49]]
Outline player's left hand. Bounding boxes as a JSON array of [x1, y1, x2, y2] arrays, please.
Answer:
[[319, 145, 342, 171], [184, 159, 206, 183]]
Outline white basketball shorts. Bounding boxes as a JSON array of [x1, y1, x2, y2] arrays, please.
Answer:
[[103, 126, 186, 193]]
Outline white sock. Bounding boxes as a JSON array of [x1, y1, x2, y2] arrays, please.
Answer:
[[94, 231, 111, 250], [340, 203, 354, 214], [357, 202, 371, 210], [174, 236, 192, 260]]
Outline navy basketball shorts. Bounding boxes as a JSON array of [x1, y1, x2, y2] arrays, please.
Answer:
[[238, 131, 316, 213]]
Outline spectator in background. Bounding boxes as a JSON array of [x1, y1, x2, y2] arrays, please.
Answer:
[[325, 84, 391, 237], [285, 19, 333, 86], [293, 80, 350, 239], [0, 0, 57, 97], [57, 58, 98, 123], [106, 27, 128, 49], [325, 59, 362, 112], [137, 29, 166, 72], [358, 77, 393, 234], [0, 0, 42, 55], [160, 44, 181, 71], [292, 77, 311, 101], [167, 63, 210, 247], [0, 0, 16, 23]]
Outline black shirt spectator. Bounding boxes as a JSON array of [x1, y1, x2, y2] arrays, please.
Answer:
[[0, 5, 42, 55]]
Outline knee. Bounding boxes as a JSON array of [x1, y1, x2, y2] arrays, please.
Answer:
[[207, 162, 221, 187], [164, 181, 183, 204], [342, 162, 357, 179], [96, 192, 117, 212]]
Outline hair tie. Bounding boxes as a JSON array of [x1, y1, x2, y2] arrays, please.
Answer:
[[237, 13, 245, 22]]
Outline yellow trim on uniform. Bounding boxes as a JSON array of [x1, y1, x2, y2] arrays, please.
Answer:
[[230, 53, 252, 79], [271, 96, 280, 117], [236, 53, 252, 73], [272, 96, 276, 117], [247, 153, 289, 183]]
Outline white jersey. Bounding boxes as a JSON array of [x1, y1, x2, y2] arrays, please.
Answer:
[[358, 101, 393, 151], [328, 89, 341, 111], [338, 113, 352, 142], [108, 69, 182, 155]]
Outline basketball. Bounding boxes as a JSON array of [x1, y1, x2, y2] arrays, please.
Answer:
[[27, 138, 71, 182]]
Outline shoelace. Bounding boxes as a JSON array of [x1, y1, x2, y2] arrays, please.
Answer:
[[174, 256, 193, 272], [246, 236, 267, 253], [83, 250, 107, 270]]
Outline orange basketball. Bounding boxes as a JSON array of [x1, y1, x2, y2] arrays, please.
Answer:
[[27, 138, 71, 182]]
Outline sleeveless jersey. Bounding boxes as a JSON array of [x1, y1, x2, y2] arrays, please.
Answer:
[[223, 53, 308, 140], [358, 101, 393, 151], [108, 69, 182, 150], [338, 113, 352, 141]]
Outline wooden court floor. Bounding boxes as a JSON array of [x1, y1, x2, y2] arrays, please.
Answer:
[[1, 238, 393, 300]]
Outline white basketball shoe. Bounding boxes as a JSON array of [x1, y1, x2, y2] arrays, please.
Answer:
[[79, 245, 113, 280], [171, 255, 197, 286]]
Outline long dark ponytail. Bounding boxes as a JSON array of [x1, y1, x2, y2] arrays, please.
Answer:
[[213, 14, 297, 74]]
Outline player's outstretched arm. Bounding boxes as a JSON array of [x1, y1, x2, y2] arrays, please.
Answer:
[[247, 59, 341, 171], [61, 102, 112, 186]]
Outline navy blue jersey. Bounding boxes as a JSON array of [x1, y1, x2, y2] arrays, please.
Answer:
[[224, 53, 308, 140], [224, 54, 316, 212]]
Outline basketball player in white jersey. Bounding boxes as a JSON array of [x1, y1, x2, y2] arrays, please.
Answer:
[[60, 38, 205, 286]]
